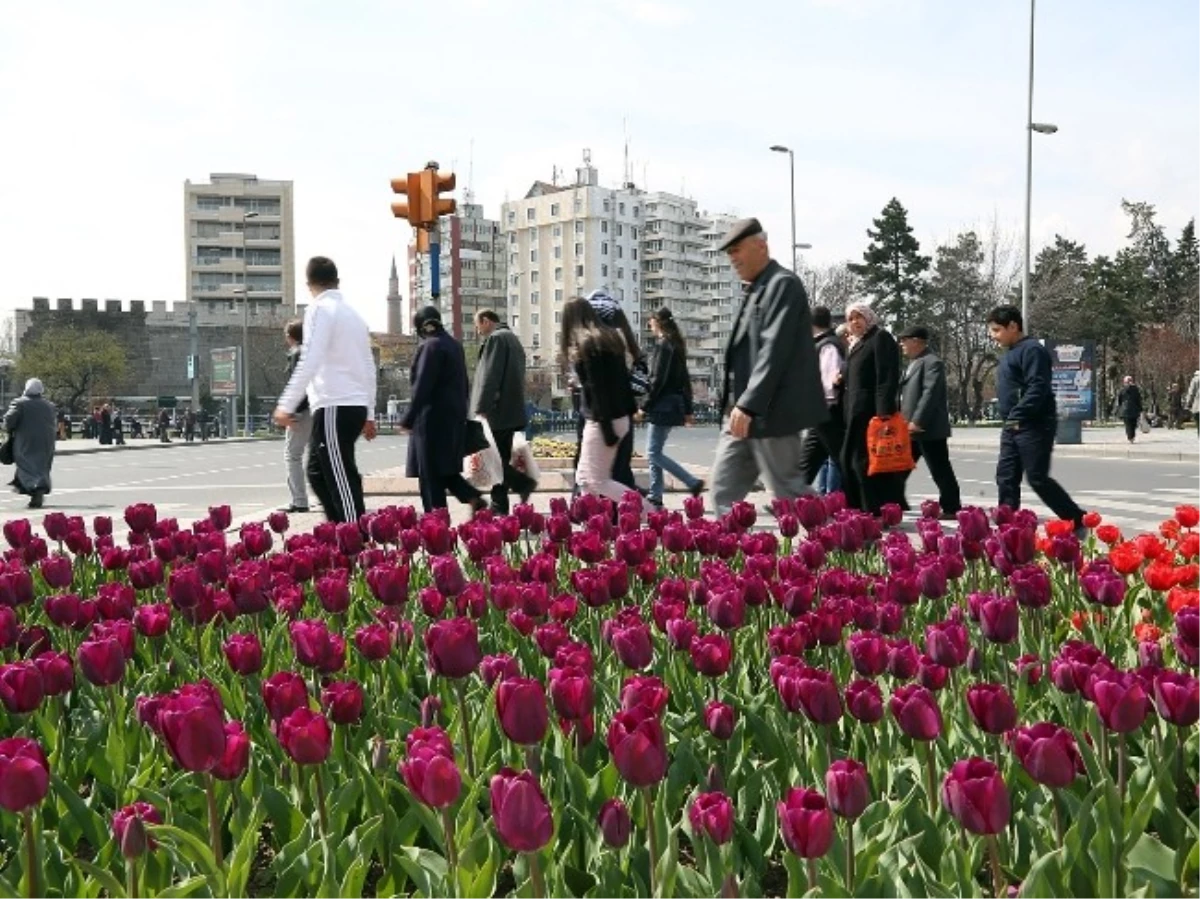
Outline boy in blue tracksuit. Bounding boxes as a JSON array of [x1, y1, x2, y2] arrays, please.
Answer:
[[986, 305, 1085, 532]]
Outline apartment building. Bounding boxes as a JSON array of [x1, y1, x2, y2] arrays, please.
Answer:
[[183, 173, 295, 312], [407, 199, 506, 340], [700, 212, 742, 396], [501, 153, 643, 391]]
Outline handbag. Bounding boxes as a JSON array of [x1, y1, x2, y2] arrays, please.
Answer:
[[0, 437, 12, 466], [1138, 413, 1151, 434], [866, 414, 916, 476], [630, 356, 651, 398], [464, 419, 490, 456]]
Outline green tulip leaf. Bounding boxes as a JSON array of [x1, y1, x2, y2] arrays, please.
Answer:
[[71, 859, 126, 899]]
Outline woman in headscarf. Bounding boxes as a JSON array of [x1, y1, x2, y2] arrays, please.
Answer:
[[585, 290, 644, 493], [3, 378, 57, 508], [400, 305, 489, 514], [839, 303, 906, 514]]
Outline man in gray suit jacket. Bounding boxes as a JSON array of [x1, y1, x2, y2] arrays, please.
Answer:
[[711, 218, 828, 515], [898, 325, 961, 516], [471, 309, 537, 513]]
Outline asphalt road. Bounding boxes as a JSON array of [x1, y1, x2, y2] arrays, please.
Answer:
[[1, 428, 1195, 538]]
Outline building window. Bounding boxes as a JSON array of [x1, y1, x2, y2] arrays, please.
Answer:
[[526, 207, 536, 222], [617, 224, 624, 237], [574, 197, 583, 212], [633, 207, 640, 218], [576, 264, 584, 278], [601, 221, 609, 234], [532, 333, 540, 349], [553, 245, 562, 259], [531, 270, 539, 282], [509, 232, 516, 245], [550, 203, 560, 216], [554, 289, 563, 302], [552, 224, 562, 238], [513, 313, 520, 328], [530, 249, 538, 263], [632, 248, 638, 261], [507, 211, 516, 224], [531, 313, 540, 326], [619, 203, 625, 215], [509, 252, 517, 265], [603, 199, 611, 212], [632, 227, 639, 239], [574, 221, 584, 235], [554, 267, 563, 281], [616, 288, 625, 300], [555, 310, 562, 323], [618, 268, 624, 279], [602, 264, 609, 277], [602, 242, 609, 255], [574, 242, 583, 255], [617, 245, 624, 259], [531, 291, 539, 305], [510, 293, 519, 307]]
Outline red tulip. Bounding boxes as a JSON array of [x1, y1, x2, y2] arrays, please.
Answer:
[[1153, 670, 1199, 727], [39, 554, 73, 590], [33, 651, 74, 696], [321, 680, 365, 725], [889, 684, 943, 741], [366, 564, 409, 606], [704, 700, 736, 740], [400, 738, 462, 809], [44, 592, 82, 629], [847, 631, 889, 678], [496, 677, 549, 745], [133, 603, 171, 638], [620, 675, 670, 717], [277, 708, 332, 765], [223, 633, 264, 676], [481, 654, 521, 688], [211, 720, 251, 781], [965, 683, 1019, 735], [781, 665, 843, 725], [825, 758, 871, 819], [1010, 723, 1081, 789], [941, 757, 1010, 835], [1089, 669, 1150, 733], [978, 595, 1019, 644], [77, 636, 126, 687], [354, 624, 394, 662], [490, 768, 554, 852], [424, 617, 482, 679], [112, 801, 162, 858], [610, 622, 653, 670], [549, 666, 594, 721], [598, 798, 632, 848], [607, 705, 669, 787], [290, 619, 341, 671], [207, 505, 232, 531], [925, 620, 969, 668], [158, 692, 227, 772], [689, 791, 734, 845], [690, 633, 733, 677], [0, 738, 49, 812], [260, 671, 310, 722], [315, 570, 351, 614], [845, 678, 884, 724], [167, 564, 205, 609], [0, 661, 44, 714], [777, 787, 834, 858]]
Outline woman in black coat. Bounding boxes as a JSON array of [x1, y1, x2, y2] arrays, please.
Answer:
[[839, 303, 907, 515], [401, 306, 488, 514], [1115, 375, 1144, 443]]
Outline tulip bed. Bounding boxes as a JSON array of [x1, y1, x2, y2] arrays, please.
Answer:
[[0, 495, 1196, 898]]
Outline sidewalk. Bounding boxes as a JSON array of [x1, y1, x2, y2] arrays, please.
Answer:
[[52, 436, 272, 456], [948, 425, 1198, 461]]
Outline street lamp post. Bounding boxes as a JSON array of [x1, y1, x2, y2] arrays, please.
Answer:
[[1021, 0, 1058, 333], [795, 241, 814, 298], [240, 210, 259, 436], [770, 145, 797, 272]]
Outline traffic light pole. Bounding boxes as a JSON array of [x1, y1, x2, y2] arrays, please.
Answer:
[[429, 220, 441, 300]]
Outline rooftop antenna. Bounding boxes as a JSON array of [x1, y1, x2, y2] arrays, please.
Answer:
[[465, 138, 475, 205], [643, 162, 648, 191], [552, 165, 559, 186], [623, 117, 631, 186]]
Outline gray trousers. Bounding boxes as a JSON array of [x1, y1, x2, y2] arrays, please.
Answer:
[[285, 411, 313, 508], [710, 425, 809, 517]]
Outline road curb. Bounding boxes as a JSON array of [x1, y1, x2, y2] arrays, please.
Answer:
[[55, 436, 278, 457], [950, 441, 1198, 462]]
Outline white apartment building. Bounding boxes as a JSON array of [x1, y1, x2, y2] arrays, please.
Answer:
[[501, 153, 642, 390], [700, 212, 742, 396], [183, 173, 295, 312], [408, 199, 505, 340]]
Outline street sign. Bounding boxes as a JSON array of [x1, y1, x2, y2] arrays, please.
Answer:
[[1044, 338, 1097, 421], [211, 347, 239, 396], [157, 395, 177, 409], [187, 354, 196, 380]]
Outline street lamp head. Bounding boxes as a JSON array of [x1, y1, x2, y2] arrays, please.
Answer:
[[769, 144, 791, 154], [1030, 123, 1058, 134], [795, 242, 813, 250]]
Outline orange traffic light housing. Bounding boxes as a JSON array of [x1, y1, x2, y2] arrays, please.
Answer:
[[390, 173, 424, 226], [433, 170, 457, 218]]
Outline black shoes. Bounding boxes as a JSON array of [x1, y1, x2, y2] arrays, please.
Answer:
[[280, 505, 310, 513], [689, 480, 706, 498], [28, 492, 44, 509]]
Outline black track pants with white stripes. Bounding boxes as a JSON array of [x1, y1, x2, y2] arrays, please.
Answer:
[[307, 406, 367, 523]]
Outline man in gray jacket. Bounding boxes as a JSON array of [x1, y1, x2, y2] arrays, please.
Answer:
[[711, 218, 828, 515], [898, 325, 961, 515], [471, 309, 537, 513]]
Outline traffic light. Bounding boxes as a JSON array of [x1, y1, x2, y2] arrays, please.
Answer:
[[390, 173, 424, 226], [425, 168, 457, 218], [391, 166, 457, 227]]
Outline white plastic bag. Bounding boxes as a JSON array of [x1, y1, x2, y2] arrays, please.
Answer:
[[463, 418, 503, 490], [1138, 413, 1151, 434], [511, 432, 541, 483]]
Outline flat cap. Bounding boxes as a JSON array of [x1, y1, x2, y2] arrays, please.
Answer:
[[897, 324, 931, 341], [716, 217, 763, 251]]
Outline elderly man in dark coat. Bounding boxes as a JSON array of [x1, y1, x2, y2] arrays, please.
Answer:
[[711, 217, 828, 516], [471, 309, 537, 513], [4, 378, 57, 508], [898, 325, 961, 516], [401, 306, 488, 514]]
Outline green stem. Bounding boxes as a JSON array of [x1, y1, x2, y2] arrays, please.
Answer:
[[442, 807, 458, 898], [845, 822, 855, 893], [807, 858, 818, 893], [455, 679, 476, 779], [528, 851, 546, 899], [988, 834, 1005, 898], [205, 773, 224, 867], [125, 858, 137, 899], [313, 765, 330, 839], [644, 787, 658, 898], [924, 741, 938, 820], [1050, 789, 1064, 847], [23, 809, 36, 899], [1118, 732, 1128, 802]]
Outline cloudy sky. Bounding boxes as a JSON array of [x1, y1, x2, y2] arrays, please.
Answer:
[[1, 0, 1195, 332]]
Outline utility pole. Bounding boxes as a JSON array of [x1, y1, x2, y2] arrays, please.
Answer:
[[189, 302, 200, 410]]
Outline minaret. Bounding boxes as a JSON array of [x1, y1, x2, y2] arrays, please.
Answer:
[[386, 255, 402, 334]]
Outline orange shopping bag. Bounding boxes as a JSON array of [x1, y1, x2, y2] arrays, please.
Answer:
[[866, 414, 916, 476]]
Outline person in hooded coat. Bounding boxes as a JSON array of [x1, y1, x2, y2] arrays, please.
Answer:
[[401, 306, 488, 514], [4, 378, 57, 508]]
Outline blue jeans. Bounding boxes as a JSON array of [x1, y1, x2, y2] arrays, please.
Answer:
[[816, 457, 842, 495], [645, 423, 699, 502]]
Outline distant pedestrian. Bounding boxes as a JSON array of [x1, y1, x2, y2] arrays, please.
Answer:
[[1115, 375, 1144, 443], [112, 408, 125, 445], [471, 309, 537, 514], [280, 320, 312, 513], [638, 307, 704, 508], [562, 297, 636, 504], [1167, 380, 1184, 430], [158, 408, 172, 443], [184, 407, 197, 443], [400, 305, 487, 514], [586, 290, 643, 494], [710, 218, 827, 516], [198, 407, 210, 441], [898, 325, 961, 516], [798, 305, 847, 494], [840, 303, 907, 514], [987, 305, 1086, 532], [3, 378, 56, 508], [274, 256, 377, 523], [99, 404, 113, 445], [1186, 370, 1200, 435]]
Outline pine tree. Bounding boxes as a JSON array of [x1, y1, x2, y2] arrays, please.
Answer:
[[848, 198, 930, 323], [1173, 219, 1198, 339]]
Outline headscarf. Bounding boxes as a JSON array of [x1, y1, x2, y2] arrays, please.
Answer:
[[23, 378, 44, 397], [1123, 375, 1134, 385], [413, 305, 443, 336], [586, 289, 621, 326], [844, 302, 881, 330]]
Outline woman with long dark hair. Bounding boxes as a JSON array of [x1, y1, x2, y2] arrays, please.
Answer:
[[639, 308, 704, 507], [585, 290, 644, 492], [561, 297, 635, 502]]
